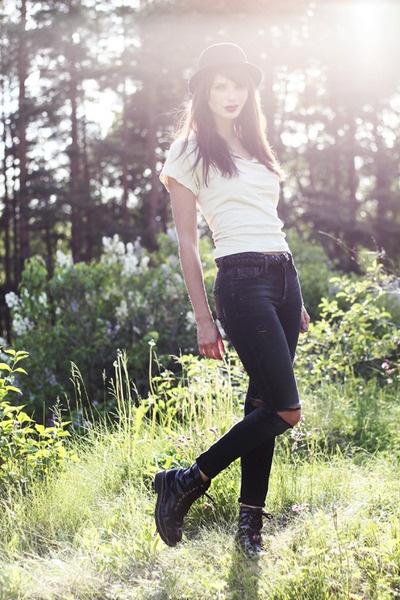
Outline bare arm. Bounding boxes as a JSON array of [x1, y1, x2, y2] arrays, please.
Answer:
[[167, 177, 213, 324], [166, 176, 225, 359]]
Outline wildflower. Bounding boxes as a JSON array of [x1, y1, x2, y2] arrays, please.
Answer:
[[13, 314, 34, 335], [55, 250, 73, 269], [166, 227, 178, 243], [5, 291, 20, 309], [116, 299, 129, 321], [291, 502, 309, 514], [38, 292, 48, 306]]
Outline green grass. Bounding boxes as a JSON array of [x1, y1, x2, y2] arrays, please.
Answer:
[[0, 348, 399, 599]]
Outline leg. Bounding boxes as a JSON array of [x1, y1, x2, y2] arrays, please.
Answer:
[[195, 300, 301, 479], [238, 281, 303, 506], [275, 275, 303, 426], [238, 378, 276, 509]]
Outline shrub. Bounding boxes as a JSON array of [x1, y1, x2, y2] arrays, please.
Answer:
[[285, 227, 338, 320], [4, 232, 217, 421], [296, 254, 400, 388], [0, 347, 77, 495]]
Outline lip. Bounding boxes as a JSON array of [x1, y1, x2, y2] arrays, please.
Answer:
[[225, 105, 239, 111]]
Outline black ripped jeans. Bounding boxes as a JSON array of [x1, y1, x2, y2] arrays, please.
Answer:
[[195, 251, 304, 508]]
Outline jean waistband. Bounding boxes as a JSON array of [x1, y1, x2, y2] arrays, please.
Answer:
[[215, 251, 292, 269]]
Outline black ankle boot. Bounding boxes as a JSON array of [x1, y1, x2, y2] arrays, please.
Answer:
[[234, 505, 273, 558], [153, 462, 215, 546]]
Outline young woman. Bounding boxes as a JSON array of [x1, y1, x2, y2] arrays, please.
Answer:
[[154, 42, 310, 558]]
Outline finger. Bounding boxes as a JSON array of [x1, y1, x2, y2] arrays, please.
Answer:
[[209, 346, 217, 359]]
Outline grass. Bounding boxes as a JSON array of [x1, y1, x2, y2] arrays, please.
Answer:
[[0, 347, 399, 599]]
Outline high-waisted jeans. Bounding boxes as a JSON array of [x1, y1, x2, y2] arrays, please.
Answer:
[[195, 251, 304, 507]]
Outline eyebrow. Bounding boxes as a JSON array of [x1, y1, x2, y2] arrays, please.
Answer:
[[213, 80, 240, 85]]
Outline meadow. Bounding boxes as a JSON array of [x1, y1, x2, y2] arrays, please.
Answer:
[[1, 303, 399, 599]]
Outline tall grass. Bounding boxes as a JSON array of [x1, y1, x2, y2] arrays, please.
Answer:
[[0, 346, 399, 599]]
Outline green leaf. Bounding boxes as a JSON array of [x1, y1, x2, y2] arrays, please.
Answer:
[[16, 412, 33, 423], [4, 386, 22, 394]]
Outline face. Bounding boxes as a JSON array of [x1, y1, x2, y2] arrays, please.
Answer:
[[208, 73, 249, 120]]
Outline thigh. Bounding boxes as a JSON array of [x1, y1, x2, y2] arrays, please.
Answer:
[[215, 271, 301, 412], [244, 377, 264, 414], [277, 261, 303, 362]]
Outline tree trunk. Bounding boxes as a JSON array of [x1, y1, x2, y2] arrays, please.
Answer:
[[17, 0, 30, 278]]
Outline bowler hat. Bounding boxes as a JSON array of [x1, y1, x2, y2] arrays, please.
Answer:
[[187, 42, 263, 94]]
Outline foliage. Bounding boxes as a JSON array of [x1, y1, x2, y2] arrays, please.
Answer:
[[0, 347, 77, 495], [1, 346, 400, 597], [285, 227, 338, 320], [4, 232, 218, 421], [296, 253, 400, 388]]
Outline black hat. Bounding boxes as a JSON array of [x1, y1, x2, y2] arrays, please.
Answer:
[[187, 42, 263, 94]]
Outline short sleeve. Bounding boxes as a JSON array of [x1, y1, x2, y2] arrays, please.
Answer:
[[159, 138, 200, 197]]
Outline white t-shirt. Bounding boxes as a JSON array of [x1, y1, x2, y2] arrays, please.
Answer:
[[158, 135, 290, 259]]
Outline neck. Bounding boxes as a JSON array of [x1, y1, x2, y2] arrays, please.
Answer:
[[213, 115, 236, 142]]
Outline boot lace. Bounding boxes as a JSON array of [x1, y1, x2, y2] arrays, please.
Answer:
[[174, 482, 216, 522], [237, 508, 273, 552]]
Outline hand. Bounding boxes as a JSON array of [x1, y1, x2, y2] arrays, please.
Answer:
[[197, 318, 225, 360], [300, 304, 310, 333]]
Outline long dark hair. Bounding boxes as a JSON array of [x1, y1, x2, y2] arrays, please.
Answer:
[[169, 63, 286, 188]]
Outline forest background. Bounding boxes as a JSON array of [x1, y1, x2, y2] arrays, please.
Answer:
[[0, 0, 399, 423], [1, 1, 400, 598]]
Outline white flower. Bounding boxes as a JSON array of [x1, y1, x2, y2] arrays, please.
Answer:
[[116, 299, 129, 321], [121, 254, 139, 277], [5, 291, 20, 309], [185, 310, 196, 331], [101, 234, 147, 272], [56, 250, 73, 269], [167, 254, 180, 268], [141, 255, 150, 270], [38, 292, 48, 306], [166, 227, 178, 243], [160, 264, 170, 275], [116, 241, 125, 255], [13, 314, 33, 335]]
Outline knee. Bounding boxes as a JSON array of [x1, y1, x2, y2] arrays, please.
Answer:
[[247, 397, 265, 409], [276, 408, 302, 427]]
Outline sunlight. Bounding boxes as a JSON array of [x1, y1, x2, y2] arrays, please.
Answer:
[[351, 1, 379, 35], [347, 0, 386, 53]]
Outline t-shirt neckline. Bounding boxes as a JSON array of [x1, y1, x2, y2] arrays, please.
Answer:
[[232, 153, 258, 163]]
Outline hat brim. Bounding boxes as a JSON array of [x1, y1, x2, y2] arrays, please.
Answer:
[[187, 62, 263, 94]]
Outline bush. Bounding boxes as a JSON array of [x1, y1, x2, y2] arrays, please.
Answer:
[[296, 253, 400, 388], [285, 227, 339, 320], [4, 232, 218, 421], [0, 347, 77, 495]]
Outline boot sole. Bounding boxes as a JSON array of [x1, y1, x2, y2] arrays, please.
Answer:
[[235, 541, 267, 559], [153, 471, 178, 547]]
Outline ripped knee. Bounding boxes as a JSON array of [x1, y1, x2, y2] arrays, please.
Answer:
[[276, 407, 302, 427], [247, 397, 265, 408]]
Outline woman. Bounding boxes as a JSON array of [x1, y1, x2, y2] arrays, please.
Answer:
[[154, 42, 310, 558]]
